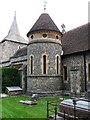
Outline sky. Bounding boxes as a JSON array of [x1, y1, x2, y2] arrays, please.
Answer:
[[0, 0, 89, 41]]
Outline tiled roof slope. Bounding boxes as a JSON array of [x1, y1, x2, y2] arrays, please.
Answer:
[[62, 23, 89, 55], [12, 47, 27, 58], [27, 13, 61, 37]]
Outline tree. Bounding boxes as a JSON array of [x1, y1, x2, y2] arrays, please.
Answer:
[[0, 67, 21, 92]]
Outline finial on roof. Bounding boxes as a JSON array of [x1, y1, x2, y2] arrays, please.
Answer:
[[44, 0, 47, 12], [14, 11, 16, 16], [61, 24, 66, 34], [14, 11, 16, 21]]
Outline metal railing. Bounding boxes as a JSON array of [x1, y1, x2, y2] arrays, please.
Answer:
[[47, 100, 60, 120]]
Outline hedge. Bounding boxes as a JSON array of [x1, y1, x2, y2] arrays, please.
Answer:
[[0, 67, 21, 92]]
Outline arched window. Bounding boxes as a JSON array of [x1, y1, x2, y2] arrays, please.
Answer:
[[29, 55, 34, 74], [42, 54, 48, 75], [55, 55, 60, 74], [43, 55, 46, 74], [88, 63, 90, 82], [56, 56, 59, 74], [63, 65, 67, 81]]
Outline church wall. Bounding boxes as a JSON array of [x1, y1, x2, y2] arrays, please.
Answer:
[[27, 77, 62, 95], [27, 42, 62, 76], [86, 51, 90, 83], [27, 42, 62, 94], [62, 53, 88, 93], [28, 31, 62, 44], [0, 43, 2, 63], [0, 41, 27, 62]]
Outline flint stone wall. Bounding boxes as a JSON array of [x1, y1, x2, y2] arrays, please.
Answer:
[[27, 42, 62, 94], [62, 52, 90, 92]]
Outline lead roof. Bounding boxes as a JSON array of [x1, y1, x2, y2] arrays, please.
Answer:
[[4, 13, 27, 44]]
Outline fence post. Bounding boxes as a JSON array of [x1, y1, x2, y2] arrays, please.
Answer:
[[55, 105, 57, 120], [73, 99, 77, 120], [64, 111, 65, 120], [47, 101, 49, 118]]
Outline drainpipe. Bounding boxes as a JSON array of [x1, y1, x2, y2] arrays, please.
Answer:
[[83, 52, 87, 91]]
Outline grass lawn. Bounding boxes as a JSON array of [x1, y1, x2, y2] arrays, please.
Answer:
[[1, 94, 69, 119]]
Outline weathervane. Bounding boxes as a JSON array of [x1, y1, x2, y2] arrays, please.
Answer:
[[44, 0, 47, 12]]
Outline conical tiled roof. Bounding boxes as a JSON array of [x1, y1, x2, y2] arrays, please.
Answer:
[[5, 13, 27, 43], [27, 13, 61, 37]]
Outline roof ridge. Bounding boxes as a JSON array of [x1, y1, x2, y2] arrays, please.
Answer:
[[64, 23, 88, 34]]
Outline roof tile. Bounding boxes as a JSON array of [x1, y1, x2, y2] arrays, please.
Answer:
[[62, 23, 89, 55], [27, 13, 61, 37]]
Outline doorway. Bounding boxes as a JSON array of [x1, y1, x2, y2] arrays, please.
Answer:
[[70, 67, 81, 94]]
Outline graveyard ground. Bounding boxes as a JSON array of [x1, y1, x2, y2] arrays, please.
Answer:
[[1, 95, 69, 119]]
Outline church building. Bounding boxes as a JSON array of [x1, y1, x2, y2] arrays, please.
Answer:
[[0, 11, 90, 96]]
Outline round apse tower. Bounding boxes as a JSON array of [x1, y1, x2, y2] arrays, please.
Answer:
[[27, 13, 63, 96]]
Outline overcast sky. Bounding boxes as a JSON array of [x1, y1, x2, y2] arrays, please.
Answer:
[[0, 0, 89, 41]]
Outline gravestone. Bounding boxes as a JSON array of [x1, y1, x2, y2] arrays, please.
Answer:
[[19, 100, 37, 106], [31, 94, 39, 101], [58, 98, 90, 119], [6, 86, 22, 95]]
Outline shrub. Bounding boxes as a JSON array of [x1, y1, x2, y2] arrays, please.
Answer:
[[0, 67, 21, 92]]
